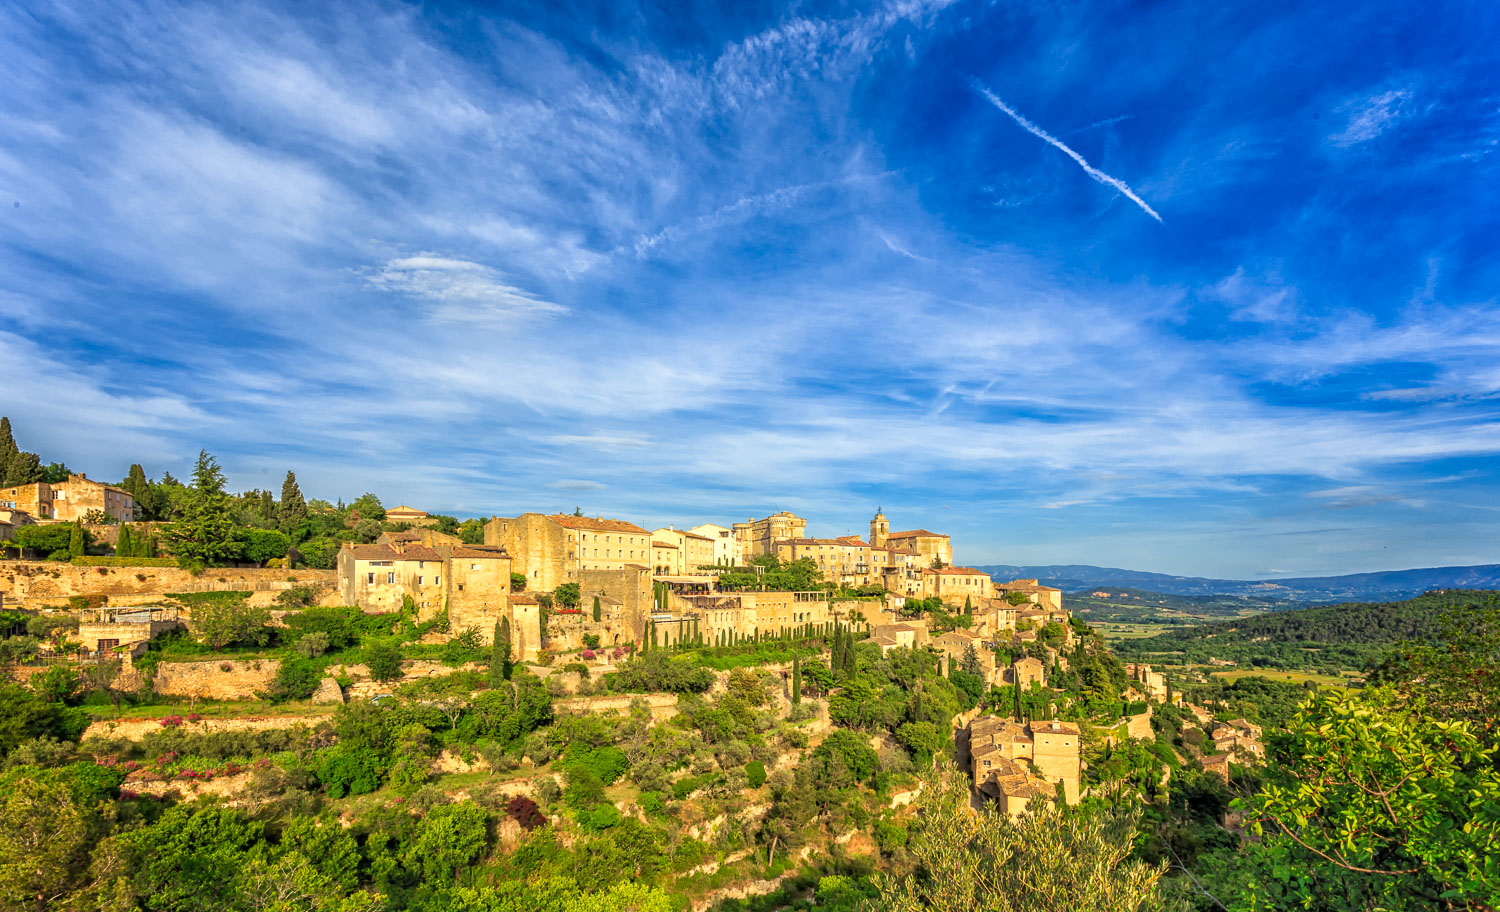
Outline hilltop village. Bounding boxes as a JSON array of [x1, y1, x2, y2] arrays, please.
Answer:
[[18, 432, 1457, 912], [1, 457, 1250, 821]]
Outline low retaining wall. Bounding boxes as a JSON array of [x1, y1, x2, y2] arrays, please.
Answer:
[[0, 560, 335, 608]]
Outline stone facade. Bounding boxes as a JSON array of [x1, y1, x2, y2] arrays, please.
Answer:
[[732, 512, 807, 563], [968, 715, 1081, 805], [78, 604, 182, 656], [885, 528, 952, 568], [0, 474, 135, 523], [651, 527, 716, 576], [1005, 656, 1047, 690], [1125, 662, 1168, 702], [384, 505, 438, 527], [921, 566, 992, 605], [687, 523, 737, 567], [485, 513, 651, 591], [993, 578, 1064, 612], [774, 537, 870, 587]]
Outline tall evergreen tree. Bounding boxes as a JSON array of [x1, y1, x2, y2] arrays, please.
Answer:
[[592, 595, 601, 623], [964, 595, 973, 616], [169, 450, 239, 569], [117, 523, 135, 558], [121, 464, 154, 519], [259, 490, 275, 521], [491, 619, 513, 686], [278, 471, 308, 537], [0, 417, 43, 486], [792, 653, 802, 704], [67, 522, 85, 560]]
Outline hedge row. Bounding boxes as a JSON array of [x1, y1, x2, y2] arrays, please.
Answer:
[[71, 556, 180, 568]]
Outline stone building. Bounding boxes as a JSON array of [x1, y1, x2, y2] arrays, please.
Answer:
[[934, 628, 997, 683], [774, 537, 871, 587], [994, 578, 1064, 612], [732, 511, 807, 562], [975, 755, 1056, 819], [666, 589, 832, 644], [378, 529, 462, 549], [886, 528, 953, 568], [336, 539, 540, 660], [78, 603, 181, 657], [1211, 719, 1265, 762], [650, 540, 681, 576], [384, 505, 439, 527], [484, 513, 652, 592], [1, 474, 136, 523], [688, 523, 737, 567], [968, 715, 1081, 805], [921, 566, 993, 605], [652, 527, 716, 576], [968, 598, 1019, 637], [1125, 663, 1169, 702], [1005, 656, 1047, 690]]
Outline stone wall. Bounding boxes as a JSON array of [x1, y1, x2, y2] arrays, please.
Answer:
[[151, 658, 281, 700], [0, 560, 336, 608], [1125, 709, 1154, 741], [82, 713, 329, 743]]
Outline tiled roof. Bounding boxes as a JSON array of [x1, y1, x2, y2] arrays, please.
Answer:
[[652, 541, 678, 548], [681, 531, 714, 542], [510, 594, 539, 605], [549, 514, 650, 534], [452, 547, 508, 560], [347, 544, 443, 562], [925, 566, 990, 576], [888, 529, 947, 539], [780, 537, 867, 546], [387, 505, 427, 515]]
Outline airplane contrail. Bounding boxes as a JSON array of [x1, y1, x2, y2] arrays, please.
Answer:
[[974, 82, 1163, 223]]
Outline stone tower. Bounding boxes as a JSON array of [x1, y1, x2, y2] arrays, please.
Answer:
[[870, 509, 889, 548]]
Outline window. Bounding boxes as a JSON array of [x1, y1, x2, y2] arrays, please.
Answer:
[[98, 638, 120, 651], [417, 576, 424, 585], [367, 573, 375, 584], [387, 572, 395, 584], [434, 576, 440, 586], [471, 563, 481, 570]]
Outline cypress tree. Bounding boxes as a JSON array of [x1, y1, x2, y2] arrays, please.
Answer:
[[0, 417, 42, 486], [592, 595, 601, 623], [67, 521, 84, 560], [964, 595, 973, 616], [122, 464, 154, 520], [491, 617, 513, 684], [278, 471, 307, 537], [792, 654, 802, 704], [117, 523, 134, 558]]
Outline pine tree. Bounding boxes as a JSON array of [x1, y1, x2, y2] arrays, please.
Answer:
[[592, 595, 601, 623], [259, 490, 275, 520], [67, 521, 85, 560], [278, 471, 307, 537], [169, 450, 238, 569], [792, 654, 802, 704]]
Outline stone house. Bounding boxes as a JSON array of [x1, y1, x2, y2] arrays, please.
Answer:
[[885, 528, 953, 568], [1125, 663, 1169, 702], [384, 505, 439, 528], [921, 566, 993, 605], [2, 474, 135, 524], [78, 603, 182, 657], [652, 527, 716, 576], [774, 537, 871, 588], [993, 578, 1065, 612], [968, 715, 1081, 805], [484, 513, 653, 592], [687, 523, 737, 567], [934, 628, 997, 683], [1006, 656, 1047, 690]]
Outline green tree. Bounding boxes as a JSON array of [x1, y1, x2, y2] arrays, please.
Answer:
[[116, 522, 135, 558], [278, 471, 308, 537], [0, 418, 43, 487], [169, 450, 239, 568], [792, 653, 802, 704], [190, 597, 271, 650], [122, 463, 155, 519], [348, 493, 385, 523], [592, 595, 601, 622], [366, 642, 404, 683], [491, 618, 513, 685], [238, 528, 291, 565], [873, 772, 1165, 912], [66, 521, 85, 559], [1234, 686, 1500, 910], [0, 769, 99, 910], [555, 582, 581, 610]]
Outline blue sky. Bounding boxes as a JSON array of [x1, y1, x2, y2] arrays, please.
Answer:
[[2, 0, 1498, 578]]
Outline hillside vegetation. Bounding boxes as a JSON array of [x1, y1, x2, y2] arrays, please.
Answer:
[[1112, 589, 1500, 672]]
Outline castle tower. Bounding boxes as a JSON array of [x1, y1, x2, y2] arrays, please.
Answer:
[[870, 509, 889, 548]]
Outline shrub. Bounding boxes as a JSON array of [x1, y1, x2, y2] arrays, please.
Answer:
[[315, 746, 383, 798], [507, 795, 546, 830], [366, 643, 404, 682], [294, 632, 330, 659], [583, 803, 620, 830], [442, 627, 486, 666], [267, 658, 321, 702], [746, 760, 767, 789], [638, 791, 667, 817], [561, 662, 590, 678]]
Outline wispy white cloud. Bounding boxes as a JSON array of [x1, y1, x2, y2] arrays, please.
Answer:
[[548, 479, 608, 491], [974, 82, 1163, 222], [1328, 87, 1415, 148], [365, 256, 566, 324]]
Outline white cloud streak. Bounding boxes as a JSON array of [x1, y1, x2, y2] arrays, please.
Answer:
[[974, 82, 1163, 222]]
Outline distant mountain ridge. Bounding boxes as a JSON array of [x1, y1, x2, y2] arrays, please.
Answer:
[[973, 563, 1500, 603]]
